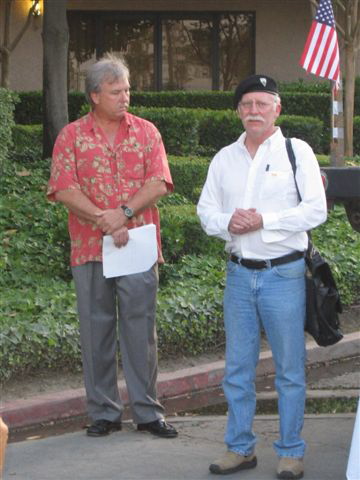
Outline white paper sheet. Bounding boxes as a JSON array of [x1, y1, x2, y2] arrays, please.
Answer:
[[102, 224, 157, 278]]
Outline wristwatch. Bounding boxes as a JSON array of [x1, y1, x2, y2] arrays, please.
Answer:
[[121, 205, 134, 219]]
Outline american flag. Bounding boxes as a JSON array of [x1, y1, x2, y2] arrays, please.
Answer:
[[300, 0, 340, 87]]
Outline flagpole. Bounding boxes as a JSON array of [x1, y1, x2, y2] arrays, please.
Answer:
[[330, 80, 344, 167]]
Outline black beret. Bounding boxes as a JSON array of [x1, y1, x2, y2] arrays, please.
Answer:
[[233, 74, 279, 109]]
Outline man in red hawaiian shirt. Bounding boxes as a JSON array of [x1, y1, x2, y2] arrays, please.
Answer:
[[47, 55, 177, 438]]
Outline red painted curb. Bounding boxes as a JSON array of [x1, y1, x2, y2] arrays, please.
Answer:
[[1, 333, 358, 429]]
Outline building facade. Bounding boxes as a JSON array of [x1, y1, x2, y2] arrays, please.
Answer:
[[1, 0, 359, 92]]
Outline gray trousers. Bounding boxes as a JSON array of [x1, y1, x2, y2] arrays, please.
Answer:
[[72, 262, 164, 424]]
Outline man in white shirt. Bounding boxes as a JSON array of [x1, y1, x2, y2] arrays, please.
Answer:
[[197, 74, 327, 480]]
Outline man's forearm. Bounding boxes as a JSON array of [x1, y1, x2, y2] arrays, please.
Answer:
[[54, 189, 103, 223], [126, 179, 168, 214], [96, 180, 168, 234]]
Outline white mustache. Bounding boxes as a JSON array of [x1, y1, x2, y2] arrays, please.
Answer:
[[244, 115, 264, 122]]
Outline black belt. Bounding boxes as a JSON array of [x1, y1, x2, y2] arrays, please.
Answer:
[[230, 251, 304, 270]]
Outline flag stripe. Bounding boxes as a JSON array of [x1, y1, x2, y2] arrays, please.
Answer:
[[299, 0, 340, 87], [300, 21, 317, 68], [320, 33, 337, 77], [319, 31, 337, 77], [315, 27, 333, 74], [308, 24, 329, 73]]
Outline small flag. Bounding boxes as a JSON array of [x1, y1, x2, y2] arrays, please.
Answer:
[[300, 0, 340, 88]]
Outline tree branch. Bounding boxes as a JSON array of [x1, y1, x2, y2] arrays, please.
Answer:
[[335, 0, 346, 13], [336, 23, 346, 37], [9, 1, 38, 52]]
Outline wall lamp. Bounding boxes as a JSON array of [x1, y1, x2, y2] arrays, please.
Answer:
[[31, 0, 41, 17]]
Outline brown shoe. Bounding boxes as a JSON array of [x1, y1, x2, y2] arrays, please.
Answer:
[[277, 457, 304, 479], [209, 451, 257, 475]]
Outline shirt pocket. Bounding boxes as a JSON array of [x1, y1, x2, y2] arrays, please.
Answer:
[[260, 171, 291, 201]]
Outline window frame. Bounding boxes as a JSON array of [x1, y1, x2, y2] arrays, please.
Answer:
[[67, 10, 255, 91]]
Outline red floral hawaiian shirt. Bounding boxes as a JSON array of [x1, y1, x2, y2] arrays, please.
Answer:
[[47, 112, 173, 266]]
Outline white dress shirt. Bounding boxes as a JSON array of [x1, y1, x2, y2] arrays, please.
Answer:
[[197, 128, 327, 260]]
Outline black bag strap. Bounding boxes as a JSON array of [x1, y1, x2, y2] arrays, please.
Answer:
[[285, 138, 312, 247], [285, 137, 302, 202]]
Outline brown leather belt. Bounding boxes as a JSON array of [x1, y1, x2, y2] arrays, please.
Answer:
[[230, 251, 304, 270]]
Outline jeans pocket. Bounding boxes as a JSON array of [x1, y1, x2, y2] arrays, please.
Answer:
[[226, 260, 238, 275], [273, 259, 305, 279]]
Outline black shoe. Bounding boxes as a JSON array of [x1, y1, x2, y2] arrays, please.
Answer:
[[86, 419, 122, 437], [137, 419, 178, 438]]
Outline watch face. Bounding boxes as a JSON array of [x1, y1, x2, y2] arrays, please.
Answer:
[[122, 205, 134, 218]]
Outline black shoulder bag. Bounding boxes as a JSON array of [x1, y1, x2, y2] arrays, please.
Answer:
[[285, 138, 343, 347]]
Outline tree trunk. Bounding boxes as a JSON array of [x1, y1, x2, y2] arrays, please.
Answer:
[[1, 49, 10, 88], [344, 41, 355, 157], [42, 0, 69, 158], [0, 0, 12, 88]]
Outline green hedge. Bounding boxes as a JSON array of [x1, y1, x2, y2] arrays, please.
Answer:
[[12, 109, 326, 158], [131, 107, 199, 156], [14, 79, 360, 124], [1, 146, 359, 379], [0, 88, 17, 168], [14, 91, 86, 125], [197, 110, 242, 156], [277, 115, 324, 154], [81, 105, 326, 155], [15, 90, 332, 124], [354, 117, 360, 156], [11, 124, 42, 163], [168, 156, 210, 202], [160, 204, 225, 262]]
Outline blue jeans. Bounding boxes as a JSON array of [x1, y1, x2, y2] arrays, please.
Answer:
[[223, 258, 306, 458]]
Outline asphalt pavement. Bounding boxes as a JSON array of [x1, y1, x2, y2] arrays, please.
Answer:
[[3, 414, 357, 480], [1, 332, 359, 480]]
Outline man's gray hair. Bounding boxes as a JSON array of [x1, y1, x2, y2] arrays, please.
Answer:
[[85, 54, 130, 104]]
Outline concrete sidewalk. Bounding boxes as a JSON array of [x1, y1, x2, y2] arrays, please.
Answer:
[[1, 332, 359, 480], [3, 414, 356, 480], [1, 332, 359, 431]]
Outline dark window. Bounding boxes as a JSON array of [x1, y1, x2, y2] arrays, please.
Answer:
[[162, 19, 213, 90], [67, 11, 254, 91], [219, 14, 255, 90]]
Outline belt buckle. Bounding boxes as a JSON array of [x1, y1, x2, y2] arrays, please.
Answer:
[[256, 259, 270, 269]]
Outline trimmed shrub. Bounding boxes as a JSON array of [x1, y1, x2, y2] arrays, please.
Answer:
[[280, 92, 330, 125], [354, 116, 360, 155], [11, 111, 325, 159], [277, 115, 324, 154], [68, 91, 87, 121], [11, 124, 42, 164], [0, 88, 17, 168], [355, 77, 360, 116], [14, 91, 87, 125], [197, 110, 242, 156], [157, 254, 225, 356], [279, 80, 330, 93], [13, 90, 42, 124], [131, 107, 200, 156], [168, 156, 210, 202], [12, 78, 360, 124], [132, 90, 233, 110], [160, 205, 225, 263]]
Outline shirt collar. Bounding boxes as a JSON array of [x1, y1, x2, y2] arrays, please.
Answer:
[[84, 110, 132, 134], [237, 126, 284, 152]]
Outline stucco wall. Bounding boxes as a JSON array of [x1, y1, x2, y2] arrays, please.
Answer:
[[1, 0, 358, 91], [1, 0, 43, 91]]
